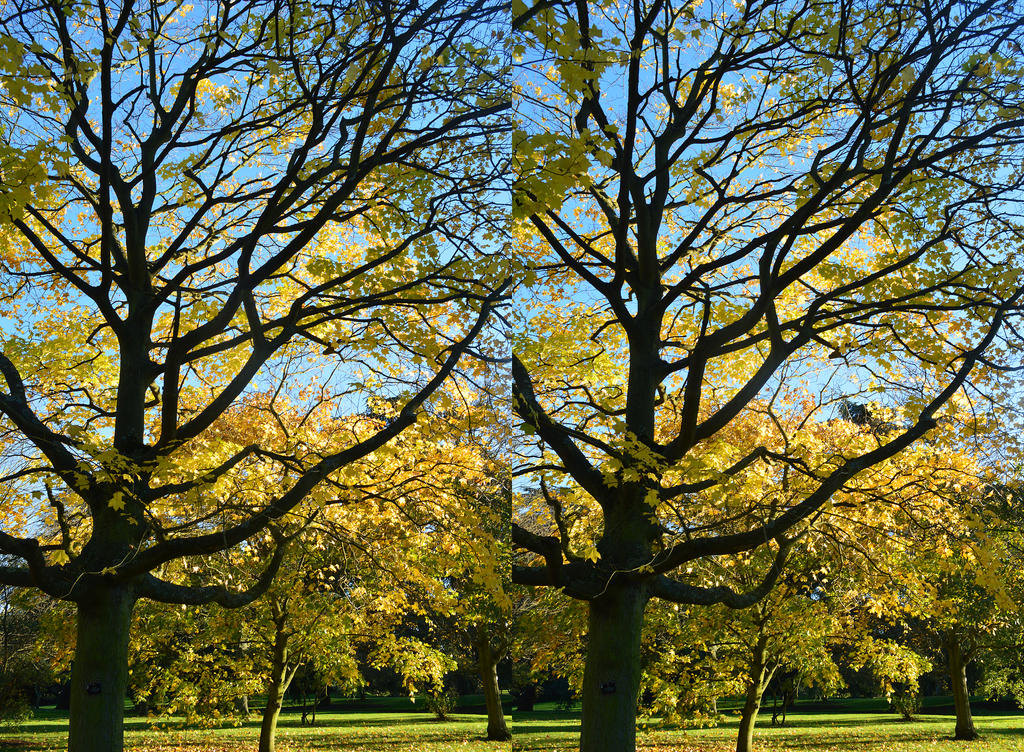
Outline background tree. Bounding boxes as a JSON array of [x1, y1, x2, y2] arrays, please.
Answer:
[[439, 485, 515, 741], [849, 635, 932, 719], [973, 487, 1024, 713], [895, 484, 1024, 739], [0, 0, 508, 750], [714, 550, 846, 752], [0, 584, 59, 723], [129, 584, 260, 723], [510, 1, 1024, 749], [241, 384, 511, 750], [454, 401, 515, 742]]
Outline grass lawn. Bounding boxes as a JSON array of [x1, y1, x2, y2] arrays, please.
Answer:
[[1, 697, 1022, 751], [0, 707, 508, 751], [0, 704, 512, 749], [511, 697, 1024, 752]]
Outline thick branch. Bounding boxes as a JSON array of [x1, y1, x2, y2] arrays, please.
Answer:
[[121, 287, 505, 575], [134, 539, 287, 608], [651, 537, 793, 607]]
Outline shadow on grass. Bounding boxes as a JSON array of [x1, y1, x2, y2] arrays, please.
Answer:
[[510, 712, 582, 722], [729, 727, 1024, 751], [755, 713, 1024, 734], [509, 724, 581, 734], [244, 733, 502, 750], [276, 715, 457, 729], [750, 715, 948, 730], [1, 712, 490, 743], [0, 721, 68, 735], [749, 736, 954, 750], [979, 725, 1024, 738]]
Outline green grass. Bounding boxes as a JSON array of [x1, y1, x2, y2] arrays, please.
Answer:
[[1, 707, 509, 751], [511, 697, 1024, 752], [1, 697, 1023, 751]]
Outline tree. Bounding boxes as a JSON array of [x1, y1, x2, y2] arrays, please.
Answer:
[[510, 0, 1024, 749], [0, 0, 508, 749], [455, 403, 515, 742], [900, 484, 1024, 740], [0, 584, 59, 722], [850, 634, 932, 717], [128, 592, 259, 723], [719, 555, 845, 752], [249, 403, 504, 752], [974, 487, 1024, 713], [248, 529, 359, 752], [248, 522, 456, 752], [440, 484, 514, 741]]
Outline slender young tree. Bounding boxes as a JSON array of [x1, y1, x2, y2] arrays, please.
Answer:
[[0, 1, 507, 750], [510, 1, 1024, 750]]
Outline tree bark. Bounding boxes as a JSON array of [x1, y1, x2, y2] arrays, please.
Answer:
[[258, 605, 294, 752], [579, 584, 648, 752], [947, 638, 978, 741], [477, 632, 511, 741], [68, 584, 137, 752], [736, 634, 773, 752]]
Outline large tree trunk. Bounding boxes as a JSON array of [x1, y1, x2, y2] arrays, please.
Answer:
[[68, 584, 137, 752], [477, 632, 511, 741], [258, 605, 294, 752], [947, 638, 978, 741], [736, 634, 773, 752], [579, 584, 648, 752]]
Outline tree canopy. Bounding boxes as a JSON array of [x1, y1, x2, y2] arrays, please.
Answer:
[[510, 0, 1024, 749], [0, 0, 508, 749]]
